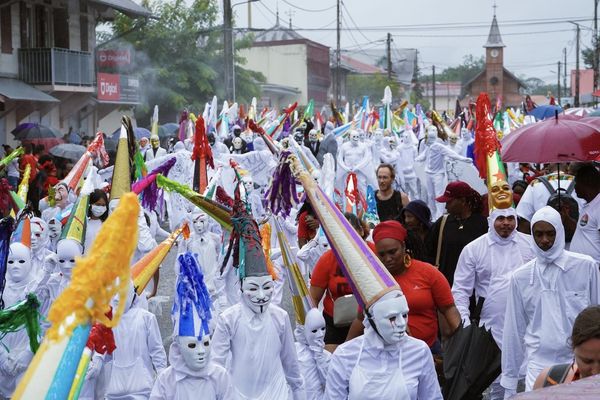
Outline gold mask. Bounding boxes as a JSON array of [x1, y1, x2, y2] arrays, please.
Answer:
[[490, 180, 513, 209]]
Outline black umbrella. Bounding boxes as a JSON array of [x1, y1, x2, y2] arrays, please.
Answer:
[[11, 123, 62, 140], [443, 297, 501, 400]]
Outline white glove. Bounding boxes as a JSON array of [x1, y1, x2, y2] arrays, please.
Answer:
[[85, 359, 101, 380], [43, 253, 59, 274], [503, 387, 517, 399]]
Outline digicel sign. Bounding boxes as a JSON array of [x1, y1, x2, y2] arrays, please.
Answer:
[[97, 73, 120, 101], [97, 49, 131, 68]]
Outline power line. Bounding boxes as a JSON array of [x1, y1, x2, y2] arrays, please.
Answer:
[[389, 28, 573, 38], [340, 1, 371, 43], [281, 0, 336, 13]]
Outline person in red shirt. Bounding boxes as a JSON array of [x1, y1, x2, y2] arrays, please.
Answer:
[[309, 212, 370, 345], [19, 143, 38, 182], [347, 220, 461, 351], [297, 200, 319, 247]]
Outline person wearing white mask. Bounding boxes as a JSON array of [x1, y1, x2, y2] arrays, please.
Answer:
[[84, 189, 108, 253], [150, 252, 233, 400], [452, 204, 535, 399], [295, 308, 330, 400], [501, 206, 600, 397], [29, 217, 55, 279]]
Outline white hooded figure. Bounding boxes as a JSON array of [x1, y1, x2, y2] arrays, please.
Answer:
[[102, 283, 167, 400], [29, 217, 55, 279], [228, 138, 277, 191], [144, 134, 168, 161], [501, 206, 600, 395], [296, 229, 330, 279], [379, 135, 406, 190], [337, 130, 377, 198], [415, 125, 472, 219], [398, 132, 419, 201], [460, 128, 474, 157], [150, 252, 233, 400], [211, 208, 305, 400], [183, 211, 221, 298], [295, 308, 330, 400], [0, 229, 40, 398], [46, 218, 62, 252]]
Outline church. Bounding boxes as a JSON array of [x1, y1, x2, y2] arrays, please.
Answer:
[[464, 14, 526, 107]]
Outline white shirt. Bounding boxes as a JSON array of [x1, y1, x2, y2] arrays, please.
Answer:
[[500, 251, 600, 391], [84, 218, 102, 254], [211, 303, 305, 400], [452, 231, 535, 347], [150, 343, 233, 400], [415, 141, 470, 174], [569, 192, 600, 260], [516, 173, 585, 221], [295, 342, 330, 400], [324, 331, 442, 400], [105, 307, 167, 399], [144, 146, 168, 161]]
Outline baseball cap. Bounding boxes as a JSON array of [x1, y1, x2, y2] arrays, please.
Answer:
[[436, 181, 476, 203]]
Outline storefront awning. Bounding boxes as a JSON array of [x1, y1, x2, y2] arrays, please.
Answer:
[[0, 78, 59, 102]]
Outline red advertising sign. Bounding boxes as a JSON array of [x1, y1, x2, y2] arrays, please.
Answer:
[[97, 49, 131, 68], [97, 73, 120, 101]]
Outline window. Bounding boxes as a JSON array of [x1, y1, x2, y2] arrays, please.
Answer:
[[1, 6, 12, 54], [53, 7, 69, 49], [80, 0, 88, 51]]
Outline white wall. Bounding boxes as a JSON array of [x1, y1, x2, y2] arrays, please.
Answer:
[[239, 43, 308, 104]]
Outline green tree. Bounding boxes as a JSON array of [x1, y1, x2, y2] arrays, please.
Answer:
[[410, 63, 430, 110], [421, 54, 484, 98], [346, 73, 400, 105], [103, 0, 264, 125]]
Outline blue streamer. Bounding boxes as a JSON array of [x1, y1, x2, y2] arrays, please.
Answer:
[[175, 252, 212, 338]]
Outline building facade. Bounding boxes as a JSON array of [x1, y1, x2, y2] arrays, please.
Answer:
[[0, 0, 150, 147]]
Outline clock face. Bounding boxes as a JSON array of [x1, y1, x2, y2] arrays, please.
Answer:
[[490, 49, 499, 58]]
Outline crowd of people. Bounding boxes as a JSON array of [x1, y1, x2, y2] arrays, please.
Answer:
[[0, 93, 599, 400]]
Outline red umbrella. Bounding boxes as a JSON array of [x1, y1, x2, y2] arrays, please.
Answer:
[[501, 115, 600, 163]]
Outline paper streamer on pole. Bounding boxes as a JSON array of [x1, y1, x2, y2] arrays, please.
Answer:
[[131, 222, 190, 295]]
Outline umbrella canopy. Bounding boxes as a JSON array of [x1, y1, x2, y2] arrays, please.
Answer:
[[11, 123, 62, 140], [49, 143, 86, 161], [157, 123, 179, 138], [443, 298, 501, 400], [501, 115, 600, 163], [588, 109, 600, 117], [527, 105, 563, 121]]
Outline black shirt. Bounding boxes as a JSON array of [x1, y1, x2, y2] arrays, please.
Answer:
[[376, 190, 404, 222], [425, 213, 488, 286]]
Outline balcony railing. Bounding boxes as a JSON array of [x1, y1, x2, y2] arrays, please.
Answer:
[[18, 48, 94, 87]]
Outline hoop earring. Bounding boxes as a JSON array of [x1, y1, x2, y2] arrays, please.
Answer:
[[404, 254, 412, 269]]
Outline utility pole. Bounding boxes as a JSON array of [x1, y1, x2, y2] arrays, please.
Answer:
[[575, 23, 581, 107], [387, 33, 392, 80], [432, 65, 436, 111], [564, 47, 567, 100], [335, 0, 341, 103], [223, 0, 233, 101], [558, 61, 562, 105], [248, 1, 252, 29]]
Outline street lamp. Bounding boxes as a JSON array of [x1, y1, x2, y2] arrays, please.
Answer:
[[224, 0, 259, 102]]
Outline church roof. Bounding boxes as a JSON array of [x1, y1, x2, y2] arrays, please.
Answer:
[[484, 15, 505, 48], [463, 67, 527, 90]]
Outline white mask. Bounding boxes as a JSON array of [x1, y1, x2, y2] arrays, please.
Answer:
[[47, 219, 61, 239], [7, 243, 32, 283], [91, 204, 107, 218], [193, 213, 208, 234], [30, 218, 48, 252], [111, 282, 136, 312], [350, 131, 360, 144], [241, 275, 274, 314], [242, 177, 254, 193], [308, 130, 318, 143], [368, 290, 409, 345], [56, 239, 82, 278], [232, 137, 243, 150], [303, 308, 326, 348], [177, 335, 211, 371], [317, 234, 329, 252], [373, 130, 383, 143]]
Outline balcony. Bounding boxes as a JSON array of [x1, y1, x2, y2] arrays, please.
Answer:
[[18, 48, 94, 91]]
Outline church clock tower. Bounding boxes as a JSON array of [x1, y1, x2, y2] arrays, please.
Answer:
[[484, 13, 505, 104]]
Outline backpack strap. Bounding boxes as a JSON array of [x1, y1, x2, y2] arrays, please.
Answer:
[[565, 178, 575, 195], [542, 363, 572, 387], [536, 176, 555, 195]]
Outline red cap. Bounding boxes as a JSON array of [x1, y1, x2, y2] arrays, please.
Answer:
[[436, 181, 476, 203], [372, 220, 407, 243]]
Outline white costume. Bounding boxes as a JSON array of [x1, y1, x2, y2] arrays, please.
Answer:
[[228, 138, 277, 190], [29, 217, 55, 279], [104, 291, 167, 399], [398, 137, 419, 201], [570, 191, 600, 260], [337, 131, 377, 197], [500, 206, 600, 394], [415, 127, 472, 218], [144, 146, 168, 161], [379, 136, 405, 190], [183, 212, 221, 297], [295, 309, 330, 400]]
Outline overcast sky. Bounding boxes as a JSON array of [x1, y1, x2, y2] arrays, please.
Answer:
[[224, 0, 595, 84]]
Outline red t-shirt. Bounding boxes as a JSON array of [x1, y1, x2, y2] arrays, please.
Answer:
[[395, 259, 454, 347], [297, 211, 317, 241], [310, 241, 376, 317]]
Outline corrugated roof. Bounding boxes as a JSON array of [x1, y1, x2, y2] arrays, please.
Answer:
[[254, 23, 305, 43], [0, 78, 59, 102], [484, 15, 505, 48], [90, 0, 152, 18]]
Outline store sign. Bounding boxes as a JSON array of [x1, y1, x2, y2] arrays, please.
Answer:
[[97, 73, 120, 101], [97, 49, 131, 68], [97, 73, 140, 104]]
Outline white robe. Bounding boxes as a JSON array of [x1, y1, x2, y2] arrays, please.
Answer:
[[150, 342, 233, 400], [295, 341, 330, 400], [211, 303, 305, 400], [104, 306, 167, 399]]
